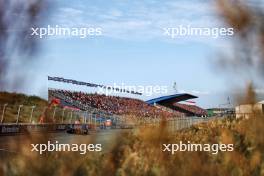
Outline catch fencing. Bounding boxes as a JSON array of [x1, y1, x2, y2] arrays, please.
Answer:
[[0, 103, 223, 135]]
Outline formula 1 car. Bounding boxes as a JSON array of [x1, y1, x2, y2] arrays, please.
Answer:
[[66, 124, 89, 135]]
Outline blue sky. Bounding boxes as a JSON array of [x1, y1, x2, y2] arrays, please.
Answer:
[[25, 0, 245, 108]]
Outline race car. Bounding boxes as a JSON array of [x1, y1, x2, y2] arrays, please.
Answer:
[[66, 124, 89, 135]]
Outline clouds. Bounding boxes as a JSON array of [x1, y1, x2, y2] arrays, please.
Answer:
[[49, 0, 230, 45]]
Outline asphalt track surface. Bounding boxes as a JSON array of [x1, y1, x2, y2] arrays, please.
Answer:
[[0, 129, 130, 158]]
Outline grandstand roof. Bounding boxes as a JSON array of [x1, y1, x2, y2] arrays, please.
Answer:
[[146, 93, 198, 105]]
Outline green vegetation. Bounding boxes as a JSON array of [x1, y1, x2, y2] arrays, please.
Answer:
[[0, 92, 86, 123], [0, 91, 47, 106], [0, 92, 49, 123]]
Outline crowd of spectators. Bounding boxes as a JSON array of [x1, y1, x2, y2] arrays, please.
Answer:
[[49, 89, 183, 118], [49, 89, 206, 118], [174, 103, 207, 116]]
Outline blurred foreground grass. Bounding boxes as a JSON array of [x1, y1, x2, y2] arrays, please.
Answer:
[[0, 114, 263, 176]]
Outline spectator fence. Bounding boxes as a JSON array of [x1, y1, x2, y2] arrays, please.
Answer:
[[0, 103, 222, 130]]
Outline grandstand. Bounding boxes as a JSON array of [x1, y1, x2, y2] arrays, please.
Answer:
[[146, 94, 207, 117], [48, 76, 207, 118], [48, 89, 183, 118]]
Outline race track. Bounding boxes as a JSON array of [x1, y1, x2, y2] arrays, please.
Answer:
[[0, 129, 130, 158]]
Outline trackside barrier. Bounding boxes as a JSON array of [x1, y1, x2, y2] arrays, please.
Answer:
[[0, 103, 226, 135], [0, 123, 106, 135], [0, 124, 68, 135], [0, 117, 224, 135], [0, 103, 123, 128]]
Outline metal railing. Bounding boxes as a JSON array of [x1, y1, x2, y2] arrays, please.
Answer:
[[0, 103, 227, 134], [0, 103, 121, 127]]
